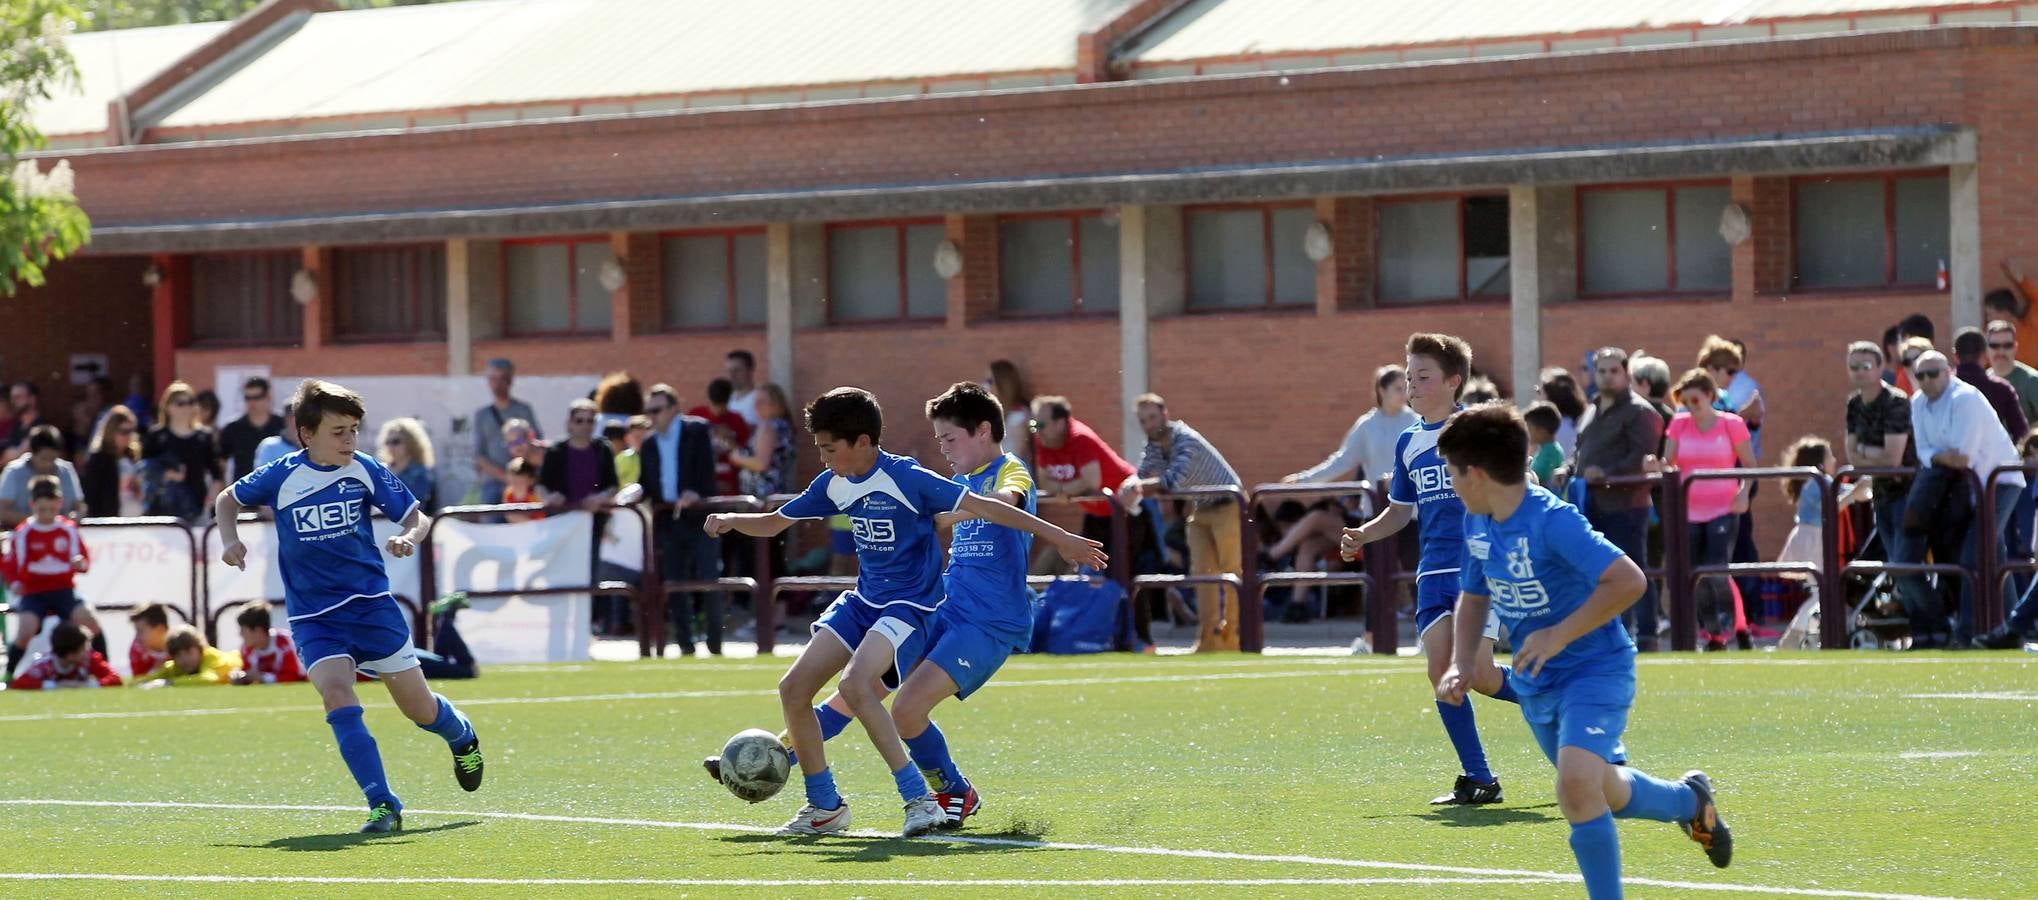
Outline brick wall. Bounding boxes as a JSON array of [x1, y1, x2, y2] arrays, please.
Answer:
[[8, 257, 154, 415]]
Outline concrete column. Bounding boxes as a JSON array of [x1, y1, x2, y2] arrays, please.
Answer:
[[1507, 186, 1575, 406], [301, 246, 331, 351], [1117, 205, 1183, 454], [1950, 162, 1982, 331], [766, 223, 796, 400], [446, 239, 473, 376]]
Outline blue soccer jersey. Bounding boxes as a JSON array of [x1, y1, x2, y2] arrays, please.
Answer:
[[229, 450, 421, 622], [1462, 484, 1635, 695], [942, 453, 1036, 648], [778, 450, 968, 612], [1388, 413, 1466, 582]]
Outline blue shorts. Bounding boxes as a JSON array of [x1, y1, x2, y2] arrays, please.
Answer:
[[16, 589, 81, 623], [1413, 573, 1499, 641], [911, 606, 1020, 701], [292, 598, 420, 675], [1518, 669, 1634, 766], [813, 592, 932, 691]]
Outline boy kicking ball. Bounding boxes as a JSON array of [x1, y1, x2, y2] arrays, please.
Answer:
[[1436, 403, 1731, 898], [216, 379, 484, 834], [705, 387, 1104, 837]]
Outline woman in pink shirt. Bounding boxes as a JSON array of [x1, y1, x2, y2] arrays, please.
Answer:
[[1662, 369, 1757, 650]]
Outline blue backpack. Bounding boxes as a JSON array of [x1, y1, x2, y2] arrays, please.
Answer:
[[1031, 571, 1134, 654]]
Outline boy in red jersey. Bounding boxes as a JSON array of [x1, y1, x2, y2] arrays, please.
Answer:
[[8, 622, 121, 689], [232, 605, 305, 685], [4, 475, 98, 678]]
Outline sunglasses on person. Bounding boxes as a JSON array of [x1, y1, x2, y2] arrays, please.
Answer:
[[645, 405, 668, 416], [1915, 367, 1949, 381], [571, 416, 595, 426], [1848, 362, 1879, 372], [168, 398, 193, 408], [383, 437, 404, 447], [243, 393, 267, 403], [1989, 340, 2017, 351]]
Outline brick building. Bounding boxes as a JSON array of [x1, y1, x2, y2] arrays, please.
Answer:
[[21, 0, 2036, 537]]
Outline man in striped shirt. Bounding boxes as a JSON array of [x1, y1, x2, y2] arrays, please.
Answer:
[[1120, 393, 1244, 652]]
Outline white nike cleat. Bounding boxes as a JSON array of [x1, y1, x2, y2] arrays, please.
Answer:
[[777, 802, 852, 836], [902, 797, 945, 837]]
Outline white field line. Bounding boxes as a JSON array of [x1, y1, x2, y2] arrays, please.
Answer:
[[1903, 691, 2038, 701], [0, 874, 1560, 887], [0, 667, 1400, 724], [0, 799, 1977, 900], [1899, 751, 1981, 760]]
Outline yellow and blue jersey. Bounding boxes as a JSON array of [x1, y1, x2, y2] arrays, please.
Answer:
[[942, 453, 1036, 648]]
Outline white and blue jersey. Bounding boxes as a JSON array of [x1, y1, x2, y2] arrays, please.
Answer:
[[777, 450, 969, 613], [230, 450, 420, 623], [1463, 485, 1635, 763], [1389, 412, 1466, 613]]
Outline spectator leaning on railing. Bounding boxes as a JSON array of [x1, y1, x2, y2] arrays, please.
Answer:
[[1283, 364, 1417, 487], [1662, 369, 1756, 651], [1032, 394, 1154, 641], [1573, 347, 1667, 651], [539, 399, 618, 513], [638, 385, 722, 656], [1907, 349, 2025, 648], [1121, 393, 1245, 653], [1951, 327, 2028, 440], [1844, 339, 1926, 636]]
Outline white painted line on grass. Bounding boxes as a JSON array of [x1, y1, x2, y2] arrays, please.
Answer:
[[0, 799, 1976, 900], [1899, 751, 1980, 760], [1903, 691, 2038, 701], [0, 874, 1560, 887], [0, 667, 1400, 724]]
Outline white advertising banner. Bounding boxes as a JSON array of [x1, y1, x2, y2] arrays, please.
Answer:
[[430, 512, 593, 663], [70, 523, 200, 676]]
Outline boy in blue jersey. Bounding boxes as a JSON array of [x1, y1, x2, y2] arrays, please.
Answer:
[[215, 380, 483, 834], [705, 387, 1104, 838], [1436, 404, 1731, 899], [1340, 333, 1518, 806]]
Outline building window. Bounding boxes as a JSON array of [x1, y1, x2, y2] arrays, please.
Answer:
[[826, 221, 947, 322], [998, 212, 1119, 316], [332, 245, 447, 340], [662, 230, 766, 330], [190, 251, 301, 345], [1377, 195, 1510, 303], [1579, 184, 1732, 296], [1793, 172, 1949, 290], [1185, 204, 1315, 310], [503, 239, 613, 336]]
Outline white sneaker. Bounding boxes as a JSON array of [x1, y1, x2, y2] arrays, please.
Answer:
[[777, 802, 851, 836], [902, 797, 944, 837]]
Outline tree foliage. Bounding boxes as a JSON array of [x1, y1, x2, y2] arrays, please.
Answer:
[[76, 0, 451, 30], [2, 0, 90, 296]]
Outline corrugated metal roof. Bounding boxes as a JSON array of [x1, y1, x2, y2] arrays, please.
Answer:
[[1122, 0, 2018, 63], [30, 20, 230, 137], [152, 0, 1120, 129]]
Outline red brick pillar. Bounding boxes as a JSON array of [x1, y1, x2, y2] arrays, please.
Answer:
[[613, 231, 661, 339], [303, 246, 332, 351], [947, 214, 999, 330], [1315, 196, 1373, 315], [1733, 175, 1791, 302]]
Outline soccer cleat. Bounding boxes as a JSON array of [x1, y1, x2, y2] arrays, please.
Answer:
[[1973, 626, 2027, 650], [935, 784, 981, 829], [702, 755, 723, 783], [360, 802, 402, 834], [1680, 770, 1733, 868], [902, 797, 945, 837], [430, 591, 471, 616], [777, 802, 851, 836], [452, 737, 485, 792], [1430, 775, 1504, 806]]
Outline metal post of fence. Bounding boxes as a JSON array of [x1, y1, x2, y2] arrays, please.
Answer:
[[1662, 468, 1696, 652], [1237, 495, 1262, 653], [1371, 477, 1401, 656], [752, 531, 777, 655], [1818, 472, 1847, 650]]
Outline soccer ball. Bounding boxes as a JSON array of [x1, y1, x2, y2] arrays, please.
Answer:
[[719, 728, 791, 803]]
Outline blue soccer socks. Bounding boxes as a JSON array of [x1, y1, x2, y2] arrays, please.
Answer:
[[903, 722, 968, 795], [327, 706, 398, 810], [1569, 811, 1623, 899], [892, 763, 932, 803], [803, 767, 843, 810], [418, 693, 475, 747], [1614, 768, 1698, 823], [1436, 698, 1495, 784]]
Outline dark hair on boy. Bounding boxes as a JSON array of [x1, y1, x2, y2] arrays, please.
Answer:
[[1522, 401, 1562, 436], [707, 378, 734, 406], [165, 624, 206, 655], [1898, 313, 1936, 343], [26, 424, 63, 456], [237, 605, 272, 631], [726, 349, 756, 371], [925, 381, 1007, 443], [242, 375, 271, 395], [28, 473, 61, 503], [1405, 333, 1473, 400], [129, 602, 170, 629], [292, 379, 367, 436], [806, 387, 883, 446], [50, 621, 88, 658], [1436, 402, 1529, 487]]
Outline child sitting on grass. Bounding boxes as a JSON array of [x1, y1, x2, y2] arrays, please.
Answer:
[[7, 621, 121, 689], [136, 625, 242, 686], [127, 602, 173, 677], [232, 605, 305, 685]]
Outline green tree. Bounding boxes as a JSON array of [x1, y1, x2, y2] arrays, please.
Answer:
[[76, 0, 450, 30], [2, 0, 90, 296]]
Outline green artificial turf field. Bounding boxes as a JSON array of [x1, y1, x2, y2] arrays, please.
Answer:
[[0, 651, 2030, 897]]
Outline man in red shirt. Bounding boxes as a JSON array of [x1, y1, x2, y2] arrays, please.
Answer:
[[8, 621, 121, 689], [689, 379, 753, 498], [1031, 396, 1157, 646]]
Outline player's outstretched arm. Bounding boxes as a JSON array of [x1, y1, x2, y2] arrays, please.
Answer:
[[1339, 502, 1413, 561], [1436, 590, 1492, 706], [1512, 557, 1646, 677], [386, 507, 431, 559], [957, 492, 1107, 568], [704, 512, 797, 539], [215, 490, 249, 570]]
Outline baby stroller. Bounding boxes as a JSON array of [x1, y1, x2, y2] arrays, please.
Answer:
[[1778, 514, 1912, 650]]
